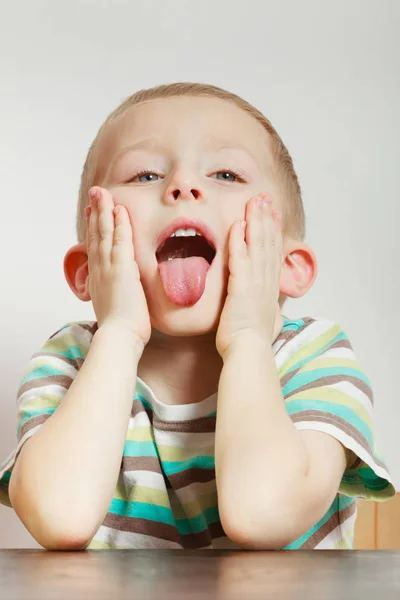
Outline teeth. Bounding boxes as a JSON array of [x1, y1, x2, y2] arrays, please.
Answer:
[[170, 228, 203, 238]]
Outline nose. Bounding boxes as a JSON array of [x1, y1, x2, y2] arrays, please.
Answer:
[[163, 170, 203, 205]]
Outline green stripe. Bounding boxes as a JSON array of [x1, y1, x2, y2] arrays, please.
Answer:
[[283, 331, 349, 376]]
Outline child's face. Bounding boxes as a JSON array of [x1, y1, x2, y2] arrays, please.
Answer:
[[96, 96, 282, 336]]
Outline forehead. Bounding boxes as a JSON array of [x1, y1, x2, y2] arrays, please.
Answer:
[[97, 96, 273, 169]]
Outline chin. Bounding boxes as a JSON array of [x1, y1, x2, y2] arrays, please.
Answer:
[[145, 274, 225, 338]]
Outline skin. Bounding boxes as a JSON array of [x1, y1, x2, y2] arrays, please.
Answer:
[[10, 96, 350, 549]]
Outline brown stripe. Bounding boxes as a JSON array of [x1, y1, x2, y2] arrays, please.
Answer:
[[168, 467, 216, 490], [300, 500, 356, 549], [18, 413, 52, 440], [328, 339, 353, 351], [152, 415, 216, 434], [31, 351, 84, 370], [130, 399, 149, 419], [121, 456, 164, 476], [17, 375, 73, 399], [103, 513, 223, 549], [130, 399, 216, 434], [279, 337, 354, 390], [291, 410, 387, 471], [120, 457, 215, 491], [285, 374, 373, 404], [80, 322, 98, 335], [47, 322, 97, 339]]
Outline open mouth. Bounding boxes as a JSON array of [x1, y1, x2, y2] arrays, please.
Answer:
[[156, 233, 216, 265]]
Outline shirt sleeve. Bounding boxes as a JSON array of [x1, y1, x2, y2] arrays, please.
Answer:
[[279, 317, 395, 500], [0, 321, 96, 507]]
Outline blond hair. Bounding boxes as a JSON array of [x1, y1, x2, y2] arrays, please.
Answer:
[[77, 82, 305, 242]]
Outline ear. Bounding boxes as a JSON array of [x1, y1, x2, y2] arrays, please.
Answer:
[[279, 239, 317, 299], [63, 243, 91, 301]]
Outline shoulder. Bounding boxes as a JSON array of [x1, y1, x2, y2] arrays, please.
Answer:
[[31, 321, 98, 365], [276, 315, 350, 353]]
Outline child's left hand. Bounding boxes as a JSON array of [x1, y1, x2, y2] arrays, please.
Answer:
[[216, 193, 283, 359]]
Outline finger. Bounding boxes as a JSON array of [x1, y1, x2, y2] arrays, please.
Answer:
[[111, 205, 135, 267], [271, 210, 284, 269], [228, 220, 248, 278], [246, 194, 271, 262], [87, 187, 101, 272], [97, 187, 115, 269]]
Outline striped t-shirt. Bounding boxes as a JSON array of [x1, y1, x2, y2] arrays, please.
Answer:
[[0, 316, 394, 549]]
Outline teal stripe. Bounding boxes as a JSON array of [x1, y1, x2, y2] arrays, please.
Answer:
[[109, 500, 219, 535], [123, 441, 159, 458], [17, 407, 56, 434], [283, 365, 370, 398], [162, 456, 215, 476], [54, 345, 85, 361], [285, 495, 355, 549], [285, 399, 372, 446], [282, 317, 305, 332], [20, 364, 64, 386]]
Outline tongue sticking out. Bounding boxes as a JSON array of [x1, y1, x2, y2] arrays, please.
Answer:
[[158, 257, 210, 307]]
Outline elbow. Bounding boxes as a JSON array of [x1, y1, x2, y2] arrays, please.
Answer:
[[10, 489, 94, 550], [38, 532, 92, 551], [28, 517, 94, 551], [221, 514, 288, 550], [218, 496, 308, 550]]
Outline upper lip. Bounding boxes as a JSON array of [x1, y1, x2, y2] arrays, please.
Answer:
[[155, 217, 217, 252]]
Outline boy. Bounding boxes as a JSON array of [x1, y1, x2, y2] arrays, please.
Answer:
[[0, 83, 394, 550]]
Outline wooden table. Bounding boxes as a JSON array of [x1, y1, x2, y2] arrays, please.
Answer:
[[1, 549, 400, 599]]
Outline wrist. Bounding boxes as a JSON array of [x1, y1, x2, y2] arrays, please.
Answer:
[[221, 331, 272, 363], [96, 319, 146, 360]]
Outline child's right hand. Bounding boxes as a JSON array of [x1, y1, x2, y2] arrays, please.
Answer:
[[86, 186, 151, 348]]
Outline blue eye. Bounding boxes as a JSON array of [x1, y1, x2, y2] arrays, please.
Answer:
[[212, 171, 238, 182], [136, 172, 160, 183]]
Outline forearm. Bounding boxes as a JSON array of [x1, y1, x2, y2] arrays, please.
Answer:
[[10, 322, 142, 549], [215, 336, 311, 548]]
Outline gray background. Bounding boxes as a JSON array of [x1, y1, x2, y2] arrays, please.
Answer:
[[0, 0, 399, 548]]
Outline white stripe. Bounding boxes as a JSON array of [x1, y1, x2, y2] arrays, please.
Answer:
[[121, 470, 166, 491], [47, 322, 94, 348], [274, 318, 337, 369], [320, 347, 356, 360], [92, 525, 183, 549], [127, 411, 152, 429], [135, 378, 217, 422], [314, 524, 344, 549], [28, 354, 78, 378], [328, 380, 374, 417], [18, 384, 68, 407], [0, 424, 41, 478]]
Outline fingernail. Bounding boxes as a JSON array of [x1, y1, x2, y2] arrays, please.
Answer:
[[257, 196, 265, 208], [89, 188, 100, 202], [240, 220, 247, 230], [85, 206, 91, 219]]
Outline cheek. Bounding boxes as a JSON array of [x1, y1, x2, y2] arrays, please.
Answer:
[[108, 187, 155, 257]]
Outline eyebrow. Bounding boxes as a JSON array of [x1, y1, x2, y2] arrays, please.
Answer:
[[203, 136, 262, 168], [106, 135, 262, 175]]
